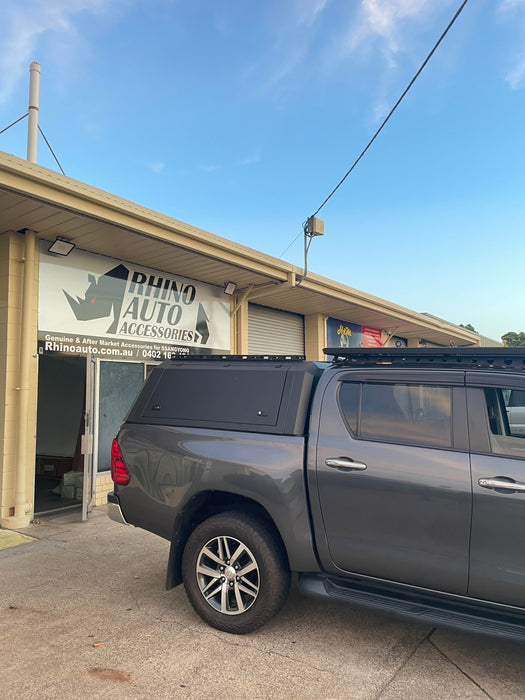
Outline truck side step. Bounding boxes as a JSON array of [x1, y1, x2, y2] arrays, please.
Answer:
[[298, 574, 525, 642]]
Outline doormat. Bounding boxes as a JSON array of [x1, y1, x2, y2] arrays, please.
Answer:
[[0, 530, 35, 551]]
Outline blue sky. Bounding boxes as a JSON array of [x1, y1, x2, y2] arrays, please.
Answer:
[[1, 0, 524, 342]]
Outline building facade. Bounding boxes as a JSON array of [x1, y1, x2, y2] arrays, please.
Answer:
[[0, 151, 481, 528]]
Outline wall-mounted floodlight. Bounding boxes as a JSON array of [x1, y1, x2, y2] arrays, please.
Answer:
[[48, 237, 75, 256], [224, 281, 237, 296]]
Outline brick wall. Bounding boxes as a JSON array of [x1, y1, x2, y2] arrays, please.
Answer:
[[93, 472, 113, 507]]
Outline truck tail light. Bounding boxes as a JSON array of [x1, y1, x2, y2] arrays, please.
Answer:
[[111, 438, 130, 485]]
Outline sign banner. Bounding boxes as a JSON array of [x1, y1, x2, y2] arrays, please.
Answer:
[[38, 244, 231, 359], [361, 326, 382, 347], [326, 318, 362, 349]]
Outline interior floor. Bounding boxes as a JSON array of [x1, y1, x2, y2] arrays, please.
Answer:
[[34, 475, 80, 515]]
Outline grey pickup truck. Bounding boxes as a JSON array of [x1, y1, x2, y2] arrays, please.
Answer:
[[108, 347, 525, 636]]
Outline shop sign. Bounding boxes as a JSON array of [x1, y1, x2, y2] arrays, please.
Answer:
[[361, 326, 382, 347], [38, 244, 231, 359], [327, 318, 385, 349], [326, 318, 362, 349]]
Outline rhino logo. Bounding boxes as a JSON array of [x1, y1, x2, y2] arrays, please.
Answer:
[[196, 303, 210, 344], [64, 264, 129, 334]]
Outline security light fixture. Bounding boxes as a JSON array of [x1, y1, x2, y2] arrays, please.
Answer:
[[224, 281, 237, 296], [48, 237, 75, 256]]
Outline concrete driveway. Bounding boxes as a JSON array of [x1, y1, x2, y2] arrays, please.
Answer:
[[1, 509, 524, 699]]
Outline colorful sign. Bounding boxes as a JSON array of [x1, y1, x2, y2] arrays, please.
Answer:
[[38, 244, 231, 359], [326, 318, 362, 349], [326, 317, 400, 350], [361, 326, 382, 347]]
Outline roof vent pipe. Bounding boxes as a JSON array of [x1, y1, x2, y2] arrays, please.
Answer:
[[27, 62, 40, 163]]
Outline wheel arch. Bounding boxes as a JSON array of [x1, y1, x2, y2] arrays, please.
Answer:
[[166, 491, 289, 590]]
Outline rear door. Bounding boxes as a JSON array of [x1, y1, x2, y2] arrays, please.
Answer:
[[467, 374, 525, 607], [314, 369, 471, 594]]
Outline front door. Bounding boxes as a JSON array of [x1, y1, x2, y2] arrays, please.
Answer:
[[35, 354, 94, 517], [466, 379, 525, 607], [315, 370, 471, 594]]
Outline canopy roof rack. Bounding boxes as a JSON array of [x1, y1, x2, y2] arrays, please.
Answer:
[[324, 347, 525, 372], [169, 354, 306, 362]]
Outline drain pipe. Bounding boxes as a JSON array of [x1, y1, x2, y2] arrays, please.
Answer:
[[27, 62, 40, 163], [11, 230, 37, 527]]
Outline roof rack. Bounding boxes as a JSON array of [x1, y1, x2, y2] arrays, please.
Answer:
[[169, 354, 306, 362], [323, 347, 525, 373]]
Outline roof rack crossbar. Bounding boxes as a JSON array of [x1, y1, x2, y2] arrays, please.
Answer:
[[323, 347, 525, 373]]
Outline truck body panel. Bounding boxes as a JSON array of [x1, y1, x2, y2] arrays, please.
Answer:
[[117, 423, 319, 571], [109, 349, 525, 635]]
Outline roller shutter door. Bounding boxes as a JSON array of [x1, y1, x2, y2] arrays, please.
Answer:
[[248, 304, 304, 355]]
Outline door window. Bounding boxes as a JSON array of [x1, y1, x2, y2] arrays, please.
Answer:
[[339, 382, 452, 448], [97, 361, 144, 471], [483, 387, 525, 458]]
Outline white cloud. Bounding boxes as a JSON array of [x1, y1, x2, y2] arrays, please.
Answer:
[[295, 0, 330, 26], [238, 153, 261, 166], [148, 161, 165, 173], [341, 0, 450, 62], [497, 0, 525, 89], [498, 0, 525, 12], [198, 164, 220, 173], [245, 0, 331, 91], [252, 0, 458, 99], [0, 0, 116, 104], [505, 59, 525, 88]]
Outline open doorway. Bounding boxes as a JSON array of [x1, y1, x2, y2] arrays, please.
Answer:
[[35, 354, 88, 515]]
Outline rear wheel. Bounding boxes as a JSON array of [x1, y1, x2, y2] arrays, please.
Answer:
[[181, 511, 291, 634]]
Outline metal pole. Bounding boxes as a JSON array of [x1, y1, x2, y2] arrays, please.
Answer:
[[27, 62, 40, 163]]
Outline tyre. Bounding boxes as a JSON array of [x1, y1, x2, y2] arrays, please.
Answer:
[[181, 511, 291, 634]]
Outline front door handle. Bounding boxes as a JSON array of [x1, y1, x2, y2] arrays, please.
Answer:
[[325, 458, 367, 471], [478, 477, 525, 493]]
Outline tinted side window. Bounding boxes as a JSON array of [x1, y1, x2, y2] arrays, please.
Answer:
[[483, 387, 525, 457], [338, 382, 359, 434], [508, 389, 525, 407], [339, 382, 452, 448]]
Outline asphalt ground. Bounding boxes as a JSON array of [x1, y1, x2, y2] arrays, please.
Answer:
[[1, 508, 525, 700]]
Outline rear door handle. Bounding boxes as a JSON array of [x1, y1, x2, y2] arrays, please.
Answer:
[[478, 478, 525, 493], [325, 458, 367, 471]]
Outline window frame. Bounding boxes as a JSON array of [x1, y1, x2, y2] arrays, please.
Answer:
[[337, 377, 456, 451], [466, 372, 525, 460]]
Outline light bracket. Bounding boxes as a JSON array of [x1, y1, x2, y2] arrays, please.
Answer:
[[224, 281, 237, 296]]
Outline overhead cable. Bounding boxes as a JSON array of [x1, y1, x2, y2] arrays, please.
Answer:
[[311, 0, 470, 218], [38, 126, 66, 175], [0, 113, 28, 135], [0, 114, 66, 175]]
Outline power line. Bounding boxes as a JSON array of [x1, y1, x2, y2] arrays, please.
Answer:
[[279, 1, 470, 260], [38, 125, 66, 175], [279, 230, 303, 258], [0, 113, 28, 135], [0, 113, 66, 175], [311, 0, 470, 219]]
